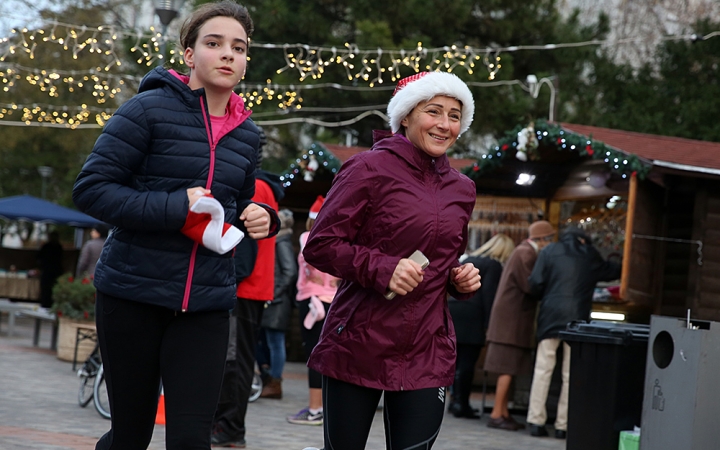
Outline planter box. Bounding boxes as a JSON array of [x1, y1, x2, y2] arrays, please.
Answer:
[[56, 316, 96, 362]]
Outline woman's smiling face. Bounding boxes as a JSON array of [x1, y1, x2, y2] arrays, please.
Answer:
[[400, 95, 462, 158]]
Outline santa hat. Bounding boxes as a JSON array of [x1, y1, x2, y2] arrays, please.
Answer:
[[386, 71, 474, 136], [308, 195, 324, 219], [181, 196, 244, 255]]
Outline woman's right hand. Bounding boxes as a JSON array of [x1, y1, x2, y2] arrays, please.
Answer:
[[187, 187, 211, 208], [388, 258, 425, 296]]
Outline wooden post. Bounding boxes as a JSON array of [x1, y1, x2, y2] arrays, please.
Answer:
[[620, 173, 637, 300]]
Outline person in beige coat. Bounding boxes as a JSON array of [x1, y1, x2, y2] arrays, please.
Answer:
[[484, 220, 555, 431]]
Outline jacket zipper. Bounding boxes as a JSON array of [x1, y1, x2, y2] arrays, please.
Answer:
[[181, 95, 217, 312]]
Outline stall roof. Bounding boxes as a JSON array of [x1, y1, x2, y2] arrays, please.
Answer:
[[561, 123, 720, 176], [0, 195, 104, 228]]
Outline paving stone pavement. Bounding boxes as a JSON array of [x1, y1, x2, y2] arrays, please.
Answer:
[[0, 314, 566, 450]]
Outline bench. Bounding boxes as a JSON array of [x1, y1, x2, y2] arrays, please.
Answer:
[[73, 325, 97, 371], [15, 309, 58, 350], [0, 299, 35, 336]]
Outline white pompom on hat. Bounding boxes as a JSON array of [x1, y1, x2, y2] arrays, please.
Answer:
[[387, 71, 475, 136]]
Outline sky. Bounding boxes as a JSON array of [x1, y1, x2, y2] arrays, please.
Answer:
[[0, 1, 48, 39]]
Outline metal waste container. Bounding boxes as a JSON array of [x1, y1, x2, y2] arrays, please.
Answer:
[[559, 320, 649, 450], [639, 315, 720, 450]]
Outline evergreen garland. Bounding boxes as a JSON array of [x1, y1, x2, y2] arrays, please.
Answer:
[[279, 142, 342, 188], [461, 119, 651, 181]]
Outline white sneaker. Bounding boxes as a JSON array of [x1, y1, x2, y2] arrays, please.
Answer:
[[302, 448, 322, 450]]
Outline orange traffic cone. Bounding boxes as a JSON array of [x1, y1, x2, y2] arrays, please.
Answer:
[[155, 387, 166, 425]]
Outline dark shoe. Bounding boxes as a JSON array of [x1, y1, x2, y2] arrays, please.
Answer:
[[211, 427, 246, 448], [503, 415, 526, 430], [529, 423, 549, 437], [448, 402, 480, 419], [487, 416, 521, 431], [555, 429, 567, 439], [260, 377, 282, 399]]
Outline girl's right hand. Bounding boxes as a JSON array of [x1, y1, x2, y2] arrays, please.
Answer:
[[187, 187, 211, 208], [388, 258, 425, 296]]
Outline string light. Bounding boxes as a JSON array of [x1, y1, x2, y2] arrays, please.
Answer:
[[2, 18, 718, 127]]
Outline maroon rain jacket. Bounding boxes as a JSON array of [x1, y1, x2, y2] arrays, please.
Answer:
[[303, 132, 476, 391]]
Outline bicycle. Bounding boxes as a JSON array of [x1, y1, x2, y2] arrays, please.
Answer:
[[77, 343, 102, 408], [77, 343, 111, 419], [93, 364, 111, 419]]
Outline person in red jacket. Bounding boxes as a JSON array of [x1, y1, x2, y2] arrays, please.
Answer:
[[212, 134, 285, 448], [302, 71, 481, 450]]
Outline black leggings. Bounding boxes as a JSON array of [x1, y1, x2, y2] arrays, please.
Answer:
[[95, 290, 229, 450], [322, 376, 446, 450]]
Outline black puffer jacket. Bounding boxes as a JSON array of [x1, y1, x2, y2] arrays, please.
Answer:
[[530, 227, 621, 341], [73, 67, 266, 312]]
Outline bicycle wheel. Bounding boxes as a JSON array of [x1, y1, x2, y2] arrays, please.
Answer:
[[93, 365, 111, 420], [78, 375, 95, 407], [248, 371, 262, 403], [78, 350, 101, 407]]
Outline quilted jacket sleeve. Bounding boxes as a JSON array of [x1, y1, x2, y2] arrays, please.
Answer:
[[72, 98, 188, 231]]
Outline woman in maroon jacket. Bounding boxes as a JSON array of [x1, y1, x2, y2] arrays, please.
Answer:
[[302, 71, 481, 450]]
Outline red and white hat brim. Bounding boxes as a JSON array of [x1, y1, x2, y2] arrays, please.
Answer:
[[387, 71, 474, 136]]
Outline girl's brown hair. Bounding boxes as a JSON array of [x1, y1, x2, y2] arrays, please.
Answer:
[[180, 1, 254, 50]]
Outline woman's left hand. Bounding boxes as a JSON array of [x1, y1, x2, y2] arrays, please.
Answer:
[[240, 203, 270, 239], [450, 263, 481, 294]]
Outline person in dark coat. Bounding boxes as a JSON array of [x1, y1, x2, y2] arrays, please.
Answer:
[[256, 209, 297, 399], [526, 226, 621, 439], [71, 3, 278, 448], [447, 233, 515, 419], [38, 230, 64, 308], [484, 220, 555, 431], [302, 71, 481, 450]]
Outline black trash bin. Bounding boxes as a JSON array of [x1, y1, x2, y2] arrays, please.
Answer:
[[559, 320, 649, 450]]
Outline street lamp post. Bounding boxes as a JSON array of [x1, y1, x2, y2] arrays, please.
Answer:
[[526, 74, 558, 122], [155, 0, 184, 66], [37, 166, 53, 199]]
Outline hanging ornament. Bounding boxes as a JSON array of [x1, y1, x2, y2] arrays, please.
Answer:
[[515, 122, 538, 161], [303, 154, 319, 182]]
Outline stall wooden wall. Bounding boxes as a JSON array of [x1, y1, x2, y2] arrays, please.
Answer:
[[689, 182, 720, 321]]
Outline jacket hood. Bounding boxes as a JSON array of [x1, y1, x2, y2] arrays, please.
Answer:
[[558, 226, 593, 256], [257, 170, 285, 202], [371, 131, 450, 174]]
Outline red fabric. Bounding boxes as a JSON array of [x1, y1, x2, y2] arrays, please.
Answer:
[[180, 210, 212, 245], [235, 179, 278, 301], [393, 72, 429, 95]]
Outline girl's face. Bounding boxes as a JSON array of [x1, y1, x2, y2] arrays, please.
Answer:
[[400, 95, 462, 158], [184, 16, 248, 93]]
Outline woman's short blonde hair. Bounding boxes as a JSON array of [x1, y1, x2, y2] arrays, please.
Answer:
[[470, 233, 515, 264]]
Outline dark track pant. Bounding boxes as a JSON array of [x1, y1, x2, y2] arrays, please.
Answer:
[[451, 343, 483, 409], [94, 290, 229, 450], [322, 375, 447, 450], [213, 298, 264, 439]]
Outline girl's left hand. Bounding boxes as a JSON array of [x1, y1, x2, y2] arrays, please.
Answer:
[[450, 263, 481, 294], [240, 203, 270, 239]]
